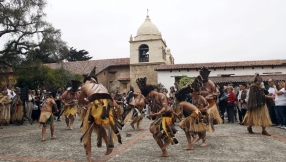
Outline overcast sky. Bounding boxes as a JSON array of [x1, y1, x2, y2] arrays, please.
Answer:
[[44, 0, 286, 64]]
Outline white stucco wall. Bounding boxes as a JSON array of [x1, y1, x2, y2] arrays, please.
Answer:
[[157, 66, 286, 89]]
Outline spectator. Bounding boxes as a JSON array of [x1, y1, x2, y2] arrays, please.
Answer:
[[7, 84, 16, 99], [273, 81, 286, 129], [237, 83, 249, 125], [31, 90, 40, 122], [267, 79, 276, 125], [25, 89, 34, 120], [218, 84, 227, 123], [52, 87, 62, 121], [226, 86, 236, 123]]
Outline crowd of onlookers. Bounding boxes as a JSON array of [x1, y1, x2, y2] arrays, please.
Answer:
[[1, 78, 286, 130], [0, 85, 63, 127], [217, 79, 286, 130]]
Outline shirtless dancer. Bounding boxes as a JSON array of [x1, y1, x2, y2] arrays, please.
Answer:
[[60, 80, 81, 130], [137, 77, 178, 157], [39, 92, 58, 142], [190, 76, 210, 146], [79, 76, 122, 162], [199, 67, 222, 130], [122, 91, 146, 130]]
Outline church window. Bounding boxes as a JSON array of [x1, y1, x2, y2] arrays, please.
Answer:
[[139, 44, 149, 62]]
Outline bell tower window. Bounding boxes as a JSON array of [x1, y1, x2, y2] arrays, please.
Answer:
[[139, 44, 149, 62]]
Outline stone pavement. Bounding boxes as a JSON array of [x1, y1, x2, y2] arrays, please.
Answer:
[[0, 117, 286, 162]]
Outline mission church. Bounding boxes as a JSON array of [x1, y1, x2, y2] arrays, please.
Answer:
[[46, 14, 286, 93]]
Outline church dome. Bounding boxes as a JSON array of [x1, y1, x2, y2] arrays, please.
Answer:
[[134, 15, 161, 41], [137, 16, 160, 35]]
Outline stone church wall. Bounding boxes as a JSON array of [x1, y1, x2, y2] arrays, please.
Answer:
[[130, 64, 159, 92]]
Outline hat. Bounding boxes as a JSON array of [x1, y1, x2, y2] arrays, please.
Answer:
[[71, 80, 81, 92], [199, 67, 211, 83], [136, 77, 155, 97]]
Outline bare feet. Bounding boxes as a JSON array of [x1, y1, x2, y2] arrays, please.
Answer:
[[182, 146, 194, 150], [41, 139, 46, 142], [51, 136, 56, 140], [200, 142, 207, 147], [105, 148, 113, 155], [70, 127, 73, 130]]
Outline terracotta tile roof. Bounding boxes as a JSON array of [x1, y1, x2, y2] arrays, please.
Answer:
[[155, 59, 286, 71], [45, 58, 130, 75], [209, 74, 286, 83]]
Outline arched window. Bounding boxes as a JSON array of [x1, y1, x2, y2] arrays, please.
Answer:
[[139, 44, 149, 62]]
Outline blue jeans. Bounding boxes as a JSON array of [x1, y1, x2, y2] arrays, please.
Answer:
[[275, 106, 286, 126], [268, 105, 277, 125]]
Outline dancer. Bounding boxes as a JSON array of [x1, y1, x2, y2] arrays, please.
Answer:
[[174, 83, 209, 150], [136, 77, 178, 157], [243, 74, 272, 136], [60, 80, 81, 130], [39, 92, 58, 142], [122, 91, 146, 130], [79, 76, 123, 162], [199, 67, 222, 131]]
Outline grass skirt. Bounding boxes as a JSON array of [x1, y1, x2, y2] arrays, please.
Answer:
[[122, 108, 141, 125], [62, 105, 78, 118], [11, 105, 24, 122], [179, 112, 208, 133], [242, 105, 272, 127], [150, 116, 177, 144], [39, 111, 54, 126], [207, 101, 223, 125], [81, 100, 118, 145], [78, 106, 87, 120]]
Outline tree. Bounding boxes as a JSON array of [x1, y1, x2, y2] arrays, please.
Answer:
[[15, 65, 83, 91], [0, 0, 67, 69], [66, 47, 92, 62], [179, 76, 194, 87]]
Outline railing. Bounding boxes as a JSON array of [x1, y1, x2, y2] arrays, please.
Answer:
[[139, 57, 149, 62]]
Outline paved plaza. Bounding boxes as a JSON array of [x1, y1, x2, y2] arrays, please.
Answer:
[[0, 117, 286, 162]]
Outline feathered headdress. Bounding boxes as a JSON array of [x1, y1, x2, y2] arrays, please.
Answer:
[[175, 84, 193, 102], [136, 77, 154, 97], [71, 80, 81, 92], [199, 67, 211, 83], [253, 73, 262, 83], [83, 67, 98, 83], [191, 75, 203, 94]]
